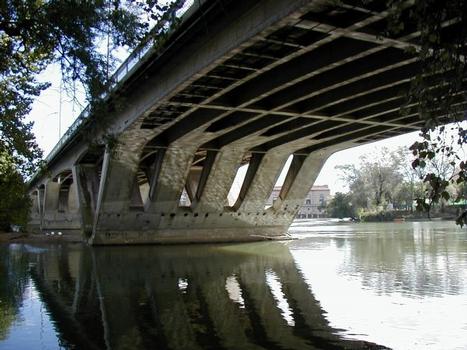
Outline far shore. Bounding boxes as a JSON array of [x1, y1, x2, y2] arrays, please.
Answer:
[[0, 231, 82, 244]]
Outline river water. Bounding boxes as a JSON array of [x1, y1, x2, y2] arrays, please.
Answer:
[[0, 221, 466, 350]]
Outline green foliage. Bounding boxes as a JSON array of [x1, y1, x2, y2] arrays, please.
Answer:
[[337, 148, 404, 210], [359, 210, 398, 222], [335, 146, 462, 220], [384, 0, 467, 226], [0, 0, 184, 176], [0, 0, 185, 231], [0, 245, 30, 340], [408, 127, 460, 220], [327, 192, 355, 218], [0, 150, 30, 230]]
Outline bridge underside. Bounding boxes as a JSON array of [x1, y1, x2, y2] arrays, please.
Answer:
[[29, 0, 465, 244]]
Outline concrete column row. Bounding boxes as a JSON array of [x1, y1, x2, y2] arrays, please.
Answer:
[[30, 137, 335, 244], [30, 173, 82, 234]]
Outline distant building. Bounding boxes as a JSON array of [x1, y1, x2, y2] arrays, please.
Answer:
[[267, 185, 331, 218]]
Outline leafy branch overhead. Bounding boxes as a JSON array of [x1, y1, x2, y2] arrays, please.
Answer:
[[383, 0, 467, 226], [0, 0, 184, 175]]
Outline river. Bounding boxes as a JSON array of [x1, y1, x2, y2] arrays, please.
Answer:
[[0, 220, 466, 349]]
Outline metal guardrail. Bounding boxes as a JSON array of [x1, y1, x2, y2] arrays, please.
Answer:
[[43, 0, 197, 165]]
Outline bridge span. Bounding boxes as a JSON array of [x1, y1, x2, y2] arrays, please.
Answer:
[[28, 0, 457, 244]]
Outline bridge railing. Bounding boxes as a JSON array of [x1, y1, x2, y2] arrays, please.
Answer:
[[42, 0, 198, 166]]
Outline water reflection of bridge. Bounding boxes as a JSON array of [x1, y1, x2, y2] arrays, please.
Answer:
[[31, 242, 387, 349]]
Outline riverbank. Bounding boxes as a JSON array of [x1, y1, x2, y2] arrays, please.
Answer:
[[0, 231, 81, 243], [358, 209, 458, 223]]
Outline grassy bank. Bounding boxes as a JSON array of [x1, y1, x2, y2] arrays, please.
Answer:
[[359, 209, 457, 222]]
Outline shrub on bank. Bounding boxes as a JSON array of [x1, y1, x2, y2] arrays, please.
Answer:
[[360, 210, 398, 222], [0, 158, 30, 232]]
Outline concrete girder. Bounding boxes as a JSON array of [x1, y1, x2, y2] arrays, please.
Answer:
[[256, 50, 415, 112], [298, 64, 419, 114], [213, 2, 415, 111], [123, 0, 318, 156], [215, 37, 377, 106]]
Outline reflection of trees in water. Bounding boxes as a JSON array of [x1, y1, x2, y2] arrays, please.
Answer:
[[29, 242, 388, 349], [0, 245, 30, 340], [30, 244, 106, 350], [336, 225, 467, 296]]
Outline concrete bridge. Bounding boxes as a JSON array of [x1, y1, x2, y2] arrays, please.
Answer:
[[28, 0, 457, 244]]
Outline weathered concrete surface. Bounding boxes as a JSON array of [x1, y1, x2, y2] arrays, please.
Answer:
[[28, 0, 463, 244]]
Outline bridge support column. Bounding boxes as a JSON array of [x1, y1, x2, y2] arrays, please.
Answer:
[[195, 148, 246, 212], [96, 147, 139, 213], [27, 190, 42, 233], [41, 181, 60, 231], [40, 175, 82, 234], [74, 165, 100, 238], [237, 151, 289, 213], [146, 144, 198, 214], [274, 150, 334, 217], [90, 145, 140, 244]]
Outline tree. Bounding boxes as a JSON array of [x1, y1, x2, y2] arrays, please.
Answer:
[[0, 0, 184, 175], [337, 145, 462, 219], [0, 244, 29, 339], [391, 147, 425, 211], [384, 0, 467, 225], [327, 192, 355, 219], [337, 148, 404, 211], [0, 150, 30, 230], [409, 129, 458, 218], [0, 1, 184, 230]]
